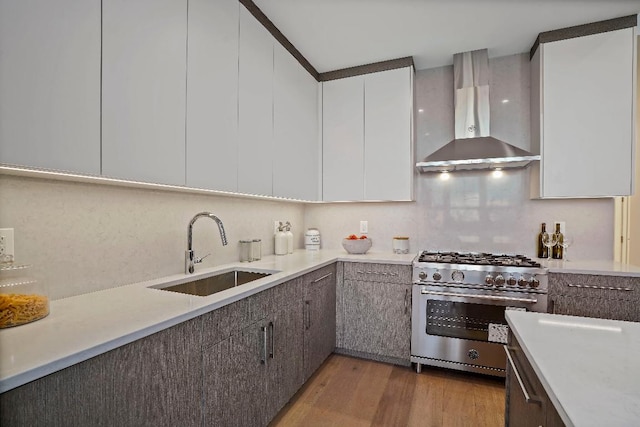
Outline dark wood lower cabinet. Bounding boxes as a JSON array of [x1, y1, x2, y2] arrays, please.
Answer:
[[548, 273, 640, 322], [341, 280, 411, 363], [204, 278, 305, 427], [303, 264, 337, 380], [0, 264, 338, 427], [505, 333, 564, 427], [0, 318, 203, 427]]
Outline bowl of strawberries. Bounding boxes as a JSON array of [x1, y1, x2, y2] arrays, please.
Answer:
[[342, 234, 372, 254]]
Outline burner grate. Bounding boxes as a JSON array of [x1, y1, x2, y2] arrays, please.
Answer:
[[417, 251, 541, 268]]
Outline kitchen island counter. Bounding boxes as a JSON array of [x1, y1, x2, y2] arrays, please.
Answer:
[[0, 250, 413, 393], [506, 310, 640, 427]]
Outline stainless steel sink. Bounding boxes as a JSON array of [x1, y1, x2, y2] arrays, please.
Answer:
[[153, 269, 274, 296]]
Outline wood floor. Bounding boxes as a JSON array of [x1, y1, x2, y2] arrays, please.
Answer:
[[270, 354, 506, 427]]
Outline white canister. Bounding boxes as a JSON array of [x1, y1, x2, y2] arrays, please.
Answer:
[[392, 236, 410, 254], [304, 228, 320, 251]]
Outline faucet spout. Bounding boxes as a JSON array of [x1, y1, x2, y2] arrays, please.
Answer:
[[186, 212, 228, 274]]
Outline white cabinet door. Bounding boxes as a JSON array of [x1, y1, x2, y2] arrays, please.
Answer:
[[238, 6, 273, 196], [0, 0, 101, 174], [186, 0, 239, 192], [102, 0, 187, 186], [533, 27, 635, 198], [364, 67, 413, 201], [322, 76, 365, 201], [273, 43, 319, 200]]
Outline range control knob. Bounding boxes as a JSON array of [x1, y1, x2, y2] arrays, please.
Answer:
[[518, 277, 528, 287], [418, 271, 427, 280], [529, 277, 540, 288], [484, 274, 494, 285], [507, 276, 517, 286], [451, 270, 464, 282], [494, 275, 505, 286], [432, 271, 442, 281]]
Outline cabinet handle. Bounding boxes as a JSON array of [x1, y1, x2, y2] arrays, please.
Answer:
[[504, 346, 542, 405], [549, 299, 555, 314], [422, 289, 538, 304], [261, 326, 268, 365], [404, 288, 409, 315], [567, 283, 632, 292], [355, 270, 398, 276], [269, 321, 274, 360], [313, 272, 333, 283], [305, 301, 311, 330]]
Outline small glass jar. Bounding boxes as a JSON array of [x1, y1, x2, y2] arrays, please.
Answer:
[[251, 239, 262, 261], [239, 240, 252, 262], [0, 263, 49, 328]]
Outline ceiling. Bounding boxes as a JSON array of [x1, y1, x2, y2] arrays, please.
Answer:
[[252, 0, 639, 72]]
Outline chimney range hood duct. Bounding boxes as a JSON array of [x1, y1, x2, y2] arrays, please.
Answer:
[[416, 49, 540, 173]]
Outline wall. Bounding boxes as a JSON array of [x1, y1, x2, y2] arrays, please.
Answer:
[[0, 175, 304, 300], [0, 53, 617, 300], [305, 53, 615, 259]]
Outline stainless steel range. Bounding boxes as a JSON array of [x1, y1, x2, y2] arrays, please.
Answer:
[[411, 251, 548, 377]]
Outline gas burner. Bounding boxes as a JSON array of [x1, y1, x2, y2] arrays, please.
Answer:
[[417, 251, 541, 268]]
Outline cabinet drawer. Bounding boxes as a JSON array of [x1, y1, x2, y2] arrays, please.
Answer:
[[551, 295, 640, 322], [303, 263, 337, 288], [343, 262, 411, 284], [549, 273, 640, 302], [249, 277, 303, 323], [201, 298, 251, 347]]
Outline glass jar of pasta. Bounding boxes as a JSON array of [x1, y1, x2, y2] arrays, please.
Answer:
[[0, 263, 49, 328]]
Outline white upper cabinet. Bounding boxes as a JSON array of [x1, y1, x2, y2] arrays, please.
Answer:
[[322, 67, 414, 201], [0, 0, 101, 174], [531, 27, 636, 198], [364, 67, 414, 201], [102, 0, 187, 186], [238, 6, 274, 196], [186, 0, 239, 192], [322, 76, 365, 201], [273, 43, 319, 200]]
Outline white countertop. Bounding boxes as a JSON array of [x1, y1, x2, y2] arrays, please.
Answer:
[[541, 259, 640, 277], [2, 249, 638, 394], [0, 249, 414, 393], [506, 311, 640, 427]]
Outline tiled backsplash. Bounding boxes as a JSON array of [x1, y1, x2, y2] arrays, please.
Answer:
[[0, 175, 305, 300], [305, 169, 614, 259]]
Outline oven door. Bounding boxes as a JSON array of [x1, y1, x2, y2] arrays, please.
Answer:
[[411, 283, 547, 375]]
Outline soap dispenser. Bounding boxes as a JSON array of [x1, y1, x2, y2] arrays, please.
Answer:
[[285, 221, 293, 254], [275, 222, 287, 256]]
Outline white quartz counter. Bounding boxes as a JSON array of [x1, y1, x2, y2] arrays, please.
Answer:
[[0, 250, 414, 393], [541, 259, 640, 277], [506, 311, 640, 427]]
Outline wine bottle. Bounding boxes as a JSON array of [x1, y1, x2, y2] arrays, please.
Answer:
[[537, 223, 548, 258], [552, 223, 564, 259]]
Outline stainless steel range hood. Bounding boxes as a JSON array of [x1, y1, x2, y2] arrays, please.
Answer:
[[416, 49, 540, 173]]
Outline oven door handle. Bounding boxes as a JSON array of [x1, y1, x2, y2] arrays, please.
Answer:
[[420, 290, 538, 304]]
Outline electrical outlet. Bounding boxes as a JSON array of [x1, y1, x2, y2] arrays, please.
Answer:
[[360, 220, 368, 234], [0, 228, 15, 263]]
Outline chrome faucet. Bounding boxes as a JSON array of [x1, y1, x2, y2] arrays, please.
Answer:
[[186, 212, 228, 274]]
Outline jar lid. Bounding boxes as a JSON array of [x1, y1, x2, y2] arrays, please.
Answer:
[[393, 236, 409, 240]]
